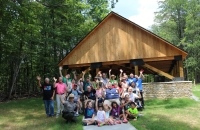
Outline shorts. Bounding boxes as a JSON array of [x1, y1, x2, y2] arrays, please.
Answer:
[[104, 98, 120, 106], [96, 118, 105, 122], [83, 118, 92, 121], [127, 115, 137, 119]]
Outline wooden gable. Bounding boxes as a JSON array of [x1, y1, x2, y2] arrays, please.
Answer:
[[58, 12, 187, 66]]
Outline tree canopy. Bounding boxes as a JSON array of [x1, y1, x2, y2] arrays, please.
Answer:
[[0, 0, 118, 100], [151, 0, 200, 82]]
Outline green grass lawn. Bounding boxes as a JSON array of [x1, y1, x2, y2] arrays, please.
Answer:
[[192, 84, 200, 99], [131, 98, 200, 130], [130, 84, 200, 130], [1, 86, 200, 130], [0, 98, 83, 130]]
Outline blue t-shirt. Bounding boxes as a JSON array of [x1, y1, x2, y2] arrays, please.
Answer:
[[136, 78, 142, 91], [71, 90, 79, 101], [127, 78, 137, 85], [84, 107, 95, 119]]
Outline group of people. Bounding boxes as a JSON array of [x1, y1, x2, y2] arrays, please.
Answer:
[[36, 67, 145, 127]]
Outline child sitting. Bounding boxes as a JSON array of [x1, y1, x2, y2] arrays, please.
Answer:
[[82, 101, 96, 126], [126, 102, 138, 121], [110, 102, 128, 124], [95, 97, 106, 127], [104, 104, 115, 125]]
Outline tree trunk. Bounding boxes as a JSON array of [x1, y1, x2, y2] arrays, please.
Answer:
[[8, 56, 25, 99]]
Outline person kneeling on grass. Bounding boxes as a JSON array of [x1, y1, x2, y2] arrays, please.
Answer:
[[59, 94, 79, 123], [66, 84, 83, 116], [126, 102, 138, 121], [82, 101, 96, 126]]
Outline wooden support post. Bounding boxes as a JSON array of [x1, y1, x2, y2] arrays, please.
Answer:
[[143, 63, 174, 80], [173, 66, 176, 77], [96, 68, 99, 76], [176, 61, 180, 77], [77, 67, 91, 79], [171, 68, 174, 76], [174, 64, 177, 77], [179, 60, 184, 77], [135, 66, 138, 75], [64, 69, 67, 76]]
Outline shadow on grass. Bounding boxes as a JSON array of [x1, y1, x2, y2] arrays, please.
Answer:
[[145, 98, 196, 109], [0, 98, 43, 110], [0, 98, 83, 130], [132, 113, 199, 130], [0, 113, 84, 130]]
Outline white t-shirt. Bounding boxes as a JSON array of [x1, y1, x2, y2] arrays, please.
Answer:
[[132, 87, 140, 95], [124, 93, 138, 102], [97, 110, 105, 121]]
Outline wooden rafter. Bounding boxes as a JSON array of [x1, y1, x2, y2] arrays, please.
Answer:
[[77, 67, 91, 79], [143, 63, 174, 80]]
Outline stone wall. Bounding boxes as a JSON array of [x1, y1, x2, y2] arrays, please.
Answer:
[[143, 81, 192, 99]]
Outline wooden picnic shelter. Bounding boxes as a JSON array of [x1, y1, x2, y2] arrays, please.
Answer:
[[58, 12, 188, 81]]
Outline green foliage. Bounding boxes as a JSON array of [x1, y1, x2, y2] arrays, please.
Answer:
[[0, 0, 111, 98], [151, 0, 200, 82]]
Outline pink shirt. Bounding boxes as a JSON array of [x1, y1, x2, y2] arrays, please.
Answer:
[[96, 89, 102, 97], [55, 82, 67, 94]]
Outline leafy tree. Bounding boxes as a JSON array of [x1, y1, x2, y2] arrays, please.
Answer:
[[151, 0, 200, 82], [151, 0, 188, 48], [182, 0, 200, 81], [0, 0, 113, 100]]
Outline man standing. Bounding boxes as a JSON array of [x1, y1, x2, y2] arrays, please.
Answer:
[[101, 72, 109, 87], [54, 77, 68, 118], [135, 71, 145, 108], [60, 94, 79, 123], [82, 71, 92, 92], [36, 76, 55, 117], [59, 66, 76, 85], [127, 73, 137, 85]]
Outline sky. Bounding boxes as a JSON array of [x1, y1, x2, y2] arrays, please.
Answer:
[[112, 0, 162, 29]]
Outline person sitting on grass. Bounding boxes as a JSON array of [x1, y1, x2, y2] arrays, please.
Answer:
[[110, 102, 128, 124], [36, 76, 55, 117], [60, 94, 79, 123], [125, 102, 138, 121], [95, 97, 106, 127], [82, 101, 96, 126], [104, 104, 115, 125]]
